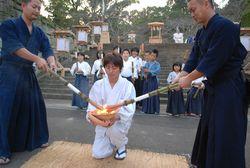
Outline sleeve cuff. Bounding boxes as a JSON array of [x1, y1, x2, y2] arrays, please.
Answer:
[[7, 44, 24, 54], [42, 49, 54, 60], [183, 64, 193, 73]]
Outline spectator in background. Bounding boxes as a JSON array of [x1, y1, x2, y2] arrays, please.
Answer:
[[70, 52, 91, 110]]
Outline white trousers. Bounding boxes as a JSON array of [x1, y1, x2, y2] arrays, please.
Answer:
[[92, 121, 131, 159]]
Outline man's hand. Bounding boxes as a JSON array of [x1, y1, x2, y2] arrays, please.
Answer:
[[179, 76, 192, 88], [47, 56, 57, 71], [35, 57, 48, 72]]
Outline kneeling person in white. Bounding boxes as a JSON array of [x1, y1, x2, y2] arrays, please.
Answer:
[[86, 54, 136, 160]]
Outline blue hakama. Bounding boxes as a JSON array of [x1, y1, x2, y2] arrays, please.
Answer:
[[134, 78, 143, 106], [72, 75, 89, 108], [142, 61, 161, 114], [142, 76, 160, 114], [0, 16, 53, 158], [184, 14, 248, 168], [166, 90, 185, 115], [185, 87, 204, 115]]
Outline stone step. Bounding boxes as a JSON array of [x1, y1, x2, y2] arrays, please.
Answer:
[[41, 76, 94, 82], [41, 88, 73, 94], [39, 80, 75, 85], [40, 83, 69, 88], [160, 97, 168, 104], [39, 81, 94, 87], [42, 93, 72, 99]]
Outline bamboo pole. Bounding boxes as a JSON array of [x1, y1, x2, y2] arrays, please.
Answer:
[[106, 83, 180, 111], [47, 69, 103, 110]]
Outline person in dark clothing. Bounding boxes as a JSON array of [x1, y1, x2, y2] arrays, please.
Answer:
[[173, 0, 248, 167], [0, 0, 56, 164]]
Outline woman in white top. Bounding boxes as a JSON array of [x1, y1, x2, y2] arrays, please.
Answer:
[[70, 52, 91, 109]]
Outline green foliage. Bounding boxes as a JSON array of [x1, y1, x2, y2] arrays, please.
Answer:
[[46, 0, 138, 28], [218, 0, 247, 22], [44, 0, 248, 42], [241, 0, 250, 27], [45, 0, 71, 28]]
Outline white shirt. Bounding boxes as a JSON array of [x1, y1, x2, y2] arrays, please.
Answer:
[[121, 59, 137, 78], [128, 56, 143, 78], [173, 32, 184, 43], [87, 75, 136, 124], [192, 76, 206, 85], [167, 71, 180, 84], [70, 61, 91, 76], [91, 59, 102, 75]]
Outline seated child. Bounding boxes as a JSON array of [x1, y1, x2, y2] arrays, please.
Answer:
[[86, 54, 136, 160]]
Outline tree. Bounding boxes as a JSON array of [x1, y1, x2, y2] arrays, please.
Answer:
[[45, 0, 138, 37], [45, 0, 72, 28], [218, 0, 247, 22], [45, 0, 248, 43], [240, 0, 250, 26]]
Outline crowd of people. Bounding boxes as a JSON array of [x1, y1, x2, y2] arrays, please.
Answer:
[[0, 0, 248, 166], [70, 48, 205, 118], [70, 47, 161, 114]]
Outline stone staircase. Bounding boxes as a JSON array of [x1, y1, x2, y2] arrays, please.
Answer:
[[39, 43, 192, 104], [40, 74, 74, 100]]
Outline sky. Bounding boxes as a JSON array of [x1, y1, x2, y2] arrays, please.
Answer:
[[126, 0, 229, 11], [41, 0, 229, 17]]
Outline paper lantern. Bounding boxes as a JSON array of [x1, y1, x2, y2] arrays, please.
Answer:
[[94, 26, 102, 35], [56, 38, 70, 52], [102, 24, 109, 32], [78, 31, 88, 42]]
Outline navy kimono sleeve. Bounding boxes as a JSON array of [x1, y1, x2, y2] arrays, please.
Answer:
[[39, 28, 54, 60], [0, 20, 24, 54], [183, 30, 201, 73], [196, 22, 237, 78]]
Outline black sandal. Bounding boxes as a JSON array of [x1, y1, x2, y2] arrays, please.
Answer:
[[114, 149, 127, 160], [0, 156, 10, 165]]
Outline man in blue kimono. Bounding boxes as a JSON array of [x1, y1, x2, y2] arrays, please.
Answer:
[[0, 0, 56, 164], [173, 0, 248, 167]]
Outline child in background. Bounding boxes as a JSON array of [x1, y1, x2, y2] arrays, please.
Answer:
[[142, 49, 161, 114], [91, 51, 104, 83], [140, 50, 151, 101], [141, 50, 151, 78], [185, 77, 206, 117], [121, 49, 137, 83], [166, 62, 185, 116], [113, 46, 121, 56], [70, 52, 91, 109], [129, 47, 143, 107]]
